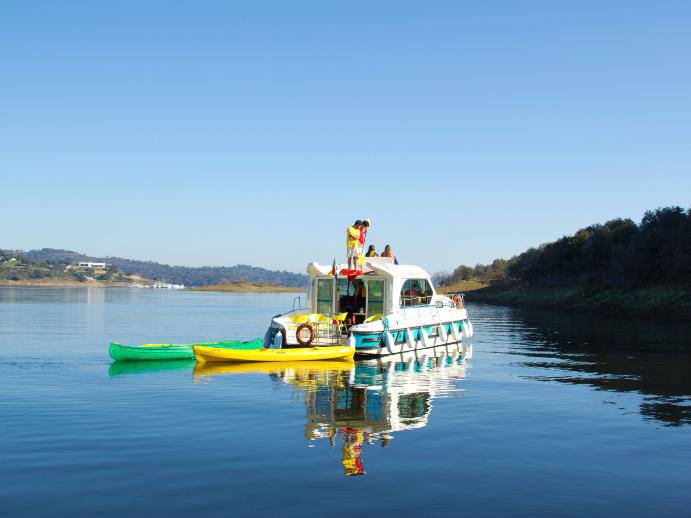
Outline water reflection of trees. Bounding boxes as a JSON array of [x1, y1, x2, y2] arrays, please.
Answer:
[[512, 308, 691, 426]]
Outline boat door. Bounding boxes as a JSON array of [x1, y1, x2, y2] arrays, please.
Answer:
[[316, 277, 335, 316]]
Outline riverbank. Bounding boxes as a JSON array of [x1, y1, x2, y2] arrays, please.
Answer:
[[187, 282, 304, 293], [0, 279, 133, 288], [465, 285, 691, 319]]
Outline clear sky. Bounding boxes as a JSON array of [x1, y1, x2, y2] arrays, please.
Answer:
[[2, 1, 689, 274]]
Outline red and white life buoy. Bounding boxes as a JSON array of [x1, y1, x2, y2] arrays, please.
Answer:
[[452, 295, 464, 310], [295, 323, 316, 346]]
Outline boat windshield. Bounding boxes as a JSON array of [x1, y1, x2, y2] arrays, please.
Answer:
[[400, 279, 433, 307]]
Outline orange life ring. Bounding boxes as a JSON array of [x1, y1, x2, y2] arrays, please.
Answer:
[[452, 295, 464, 310], [295, 323, 316, 346]]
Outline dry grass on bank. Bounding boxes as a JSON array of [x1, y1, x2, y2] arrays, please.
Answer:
[[188, 282, 304, 293], [437, 279, 487, 294]]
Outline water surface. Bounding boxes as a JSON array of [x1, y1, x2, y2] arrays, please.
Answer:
[[1, 288, 690, 516]]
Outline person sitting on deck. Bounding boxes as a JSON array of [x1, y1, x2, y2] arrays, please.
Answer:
[[381, 244, 398, 265], [346, 220, 362, 271], [365, 245, 378, 257]]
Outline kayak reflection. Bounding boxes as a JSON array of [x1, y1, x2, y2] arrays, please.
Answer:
[[109, 359, 197, 377], [193, 360, 355, 380]]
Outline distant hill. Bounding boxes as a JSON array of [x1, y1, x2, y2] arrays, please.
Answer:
[[0, 249, 138, 285], [20, 248, 308, 287]]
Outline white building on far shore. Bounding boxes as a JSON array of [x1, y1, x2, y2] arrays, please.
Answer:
[[66, 261, 110, 270]]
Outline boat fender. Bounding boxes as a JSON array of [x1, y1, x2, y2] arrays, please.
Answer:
[[451, 322, 462, 342], [272, 329, 285, 349], [406, 328, 416, 351], [385, 331, 396, 354], [296, 323, 316, 347], [439, 323, 448, 342], [466, 321, 474, 338], [462, 320, 472, 339], [420, 327, 432, 348], [347, 334, 356, 349]]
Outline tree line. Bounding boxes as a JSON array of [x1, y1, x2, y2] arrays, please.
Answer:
[[436, 206, 691, 289]]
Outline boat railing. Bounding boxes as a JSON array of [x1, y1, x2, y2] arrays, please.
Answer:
[[285, 318, 343, 346], [400, 295, 433, 308], [312, 321, 342, 345]]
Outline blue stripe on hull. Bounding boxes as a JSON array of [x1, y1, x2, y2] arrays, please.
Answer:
[[354, 338, 464, 358], [353, 321, 465, 350]]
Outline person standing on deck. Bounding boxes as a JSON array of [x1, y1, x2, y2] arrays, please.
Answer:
[[346, 220, 362, 271], [359, 219, 370, 249], [357, 219, 370, 269]]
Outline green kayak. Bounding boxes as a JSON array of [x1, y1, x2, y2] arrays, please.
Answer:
[[109, 338, 264, 362]]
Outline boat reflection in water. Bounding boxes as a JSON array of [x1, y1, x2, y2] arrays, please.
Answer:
[[307, 343, 472, 475], [196, 343, 472, 476]]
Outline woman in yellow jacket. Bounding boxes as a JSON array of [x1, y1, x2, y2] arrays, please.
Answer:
[[346, 220, 362, 270]]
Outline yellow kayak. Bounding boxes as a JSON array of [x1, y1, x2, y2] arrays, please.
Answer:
[[194, 345, 355, 363]]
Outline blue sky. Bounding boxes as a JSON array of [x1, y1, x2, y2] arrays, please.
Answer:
[[2, 1, 689, 274]]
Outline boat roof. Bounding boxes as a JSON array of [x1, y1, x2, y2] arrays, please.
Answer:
[[307, 258, 431, 280]]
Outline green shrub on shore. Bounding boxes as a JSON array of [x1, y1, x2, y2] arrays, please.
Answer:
[[438, 206, 691, 290], [468, 285, 691, 319], [437, 206, 691, 317]]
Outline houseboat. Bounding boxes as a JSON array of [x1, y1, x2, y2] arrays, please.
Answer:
[[264, 257, 473, 357]]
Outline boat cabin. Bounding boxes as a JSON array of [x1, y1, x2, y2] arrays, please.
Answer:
[[305, 258, 437, 325]]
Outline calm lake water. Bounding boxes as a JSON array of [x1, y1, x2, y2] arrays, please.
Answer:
[[1, 288, 690, 516]]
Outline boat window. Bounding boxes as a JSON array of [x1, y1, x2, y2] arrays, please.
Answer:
[[400, 279, 433, 307], [316, 278, 334, 316], [397, 393, 431, 419], [367, 280, 385, 317]]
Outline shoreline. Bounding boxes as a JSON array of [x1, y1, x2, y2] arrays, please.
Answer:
[[187, 283, 304, 293], [0, 280, 131, 288], [464, 285, 691, 320], [0, 280, 305, 292]]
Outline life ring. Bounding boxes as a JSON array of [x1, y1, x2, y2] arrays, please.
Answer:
[[452, 295, 464, 310], [295, 323, 316, 347]]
